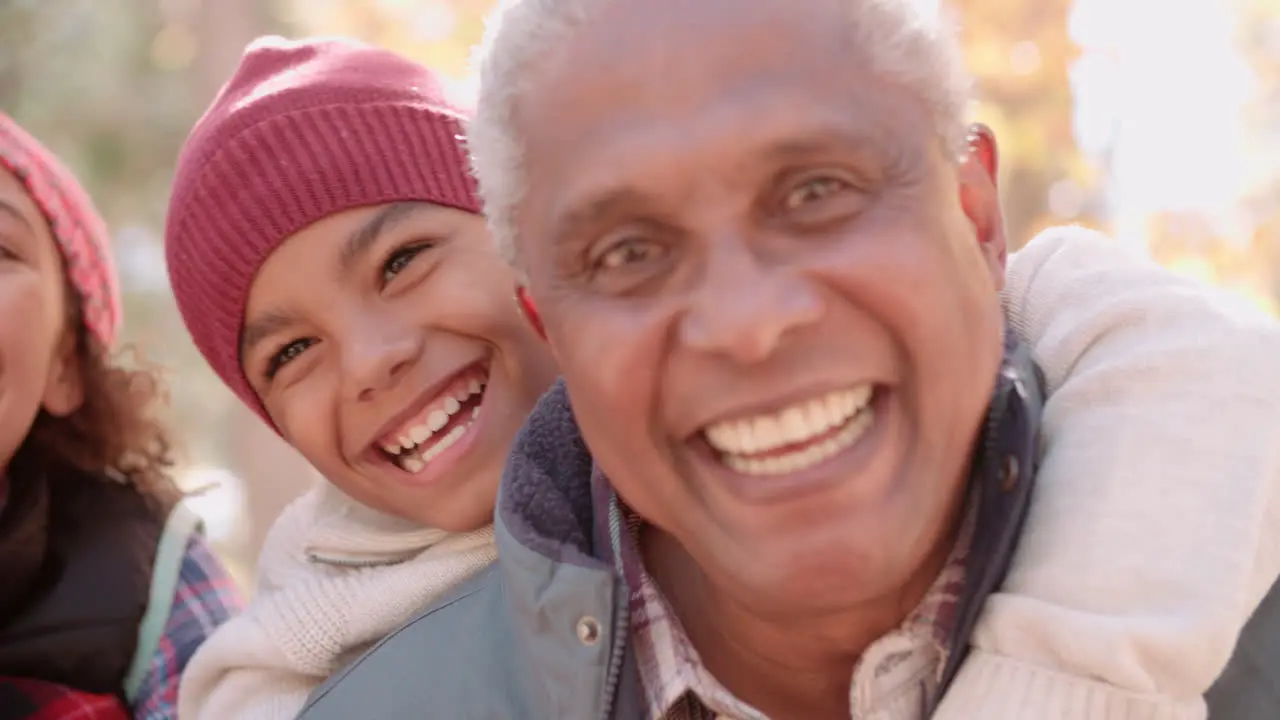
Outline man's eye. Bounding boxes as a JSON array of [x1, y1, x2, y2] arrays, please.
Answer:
[[381, 242, 435, 285], [265, 338, 315, 380], [783, 176, 848, 210], [595, 238, 661, 271]]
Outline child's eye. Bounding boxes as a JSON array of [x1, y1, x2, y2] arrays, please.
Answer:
[[265, 338, 315, 380], [381, 241, 435, 286]]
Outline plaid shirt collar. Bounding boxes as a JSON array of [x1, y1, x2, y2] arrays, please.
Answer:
[[606, 486, 976, 720]]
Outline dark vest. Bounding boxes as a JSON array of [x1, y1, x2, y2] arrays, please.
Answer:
[[1205, 578, 1280, 717], [0, 464, 173, 702]]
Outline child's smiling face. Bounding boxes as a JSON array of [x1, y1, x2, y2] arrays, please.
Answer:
[[240, 201, 558, 530], [0, 167, 83, 473]]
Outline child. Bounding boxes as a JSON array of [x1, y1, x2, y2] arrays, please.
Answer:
[[169, 36, 1277, 720], [0, 112, 239, 719], [167, 37, 558, 720]]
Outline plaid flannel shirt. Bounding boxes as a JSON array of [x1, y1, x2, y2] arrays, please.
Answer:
[[611, 495, 974, 720], [130, 533, 242, 719], [0, 678, 129, 720]]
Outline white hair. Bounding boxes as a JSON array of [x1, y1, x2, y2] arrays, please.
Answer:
[[469, 0, 972, 267]]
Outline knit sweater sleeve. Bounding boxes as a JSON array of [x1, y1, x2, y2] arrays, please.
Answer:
[[935, 226, 1280, 719]]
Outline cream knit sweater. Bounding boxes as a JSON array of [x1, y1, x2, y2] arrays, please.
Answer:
[[177, 483, 495, 720], [178, 227, 1280, 720], [935, 227, 1280, 720]]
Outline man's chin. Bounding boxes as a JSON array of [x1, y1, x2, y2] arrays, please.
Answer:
[[709, 539, 913, 618], [691, 494, 931, 604]]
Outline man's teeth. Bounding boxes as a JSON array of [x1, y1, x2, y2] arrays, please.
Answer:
[[380, 379, 486, 471], [704, 385, 875, 476], [722, 410, 873, 476]]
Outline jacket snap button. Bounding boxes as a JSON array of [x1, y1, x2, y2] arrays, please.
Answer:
[[578, 614, 601, 640], [1000, 455, 1019, 492], [576, 616, 601, 646]]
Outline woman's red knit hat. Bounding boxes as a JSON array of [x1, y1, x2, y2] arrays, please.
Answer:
[[165, 36, 481, 422], [0, 113, 121, 348]]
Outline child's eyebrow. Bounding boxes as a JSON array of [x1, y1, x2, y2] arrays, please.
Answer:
[[0, 198, 34, 232], [337, 201, 421, 274], [239, 202, 426, 361], [241, 309, 299, 360]]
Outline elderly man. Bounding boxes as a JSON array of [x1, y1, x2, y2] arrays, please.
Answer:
[[297, 0, 1280, 718]]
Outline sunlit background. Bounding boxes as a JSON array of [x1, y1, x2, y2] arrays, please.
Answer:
[[2, 0, 1277, 587]]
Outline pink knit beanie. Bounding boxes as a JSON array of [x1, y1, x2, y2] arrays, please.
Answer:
[[165, 36, 481, 423], [0, 112, 121, 348]]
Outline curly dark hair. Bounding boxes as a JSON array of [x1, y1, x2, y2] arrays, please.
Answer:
[[13, 284, 179, 503]]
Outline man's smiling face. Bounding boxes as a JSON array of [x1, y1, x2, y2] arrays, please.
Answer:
[[508, 0, 1008, 614]]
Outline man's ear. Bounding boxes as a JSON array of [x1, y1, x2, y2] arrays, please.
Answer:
[[958, 123, 1008, 284], [41, 328, 84, 417], [515, 285, 547, 341]]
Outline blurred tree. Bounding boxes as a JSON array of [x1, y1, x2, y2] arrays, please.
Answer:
[[1138, 0, 1280, 313], [0, 0, 303, 585], [949, 0, 1100, 249], [1238, 0, 1280, 304], [283, 0, 491, 89]]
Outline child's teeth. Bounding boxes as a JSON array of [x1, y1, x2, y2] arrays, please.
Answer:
[[386, 371, 490, 468], [409, 425, 430, 444], [421, 424, 467, 463]]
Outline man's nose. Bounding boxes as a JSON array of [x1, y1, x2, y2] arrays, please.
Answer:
[[678, 240, 824, 364], [341, 319, 422, 403]]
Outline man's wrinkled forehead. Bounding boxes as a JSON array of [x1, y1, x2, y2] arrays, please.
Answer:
[[538, 0, 852, 85], [513, 0, 930, 240]]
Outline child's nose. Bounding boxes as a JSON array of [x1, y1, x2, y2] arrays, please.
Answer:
[[341, 323, 422, 403]]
